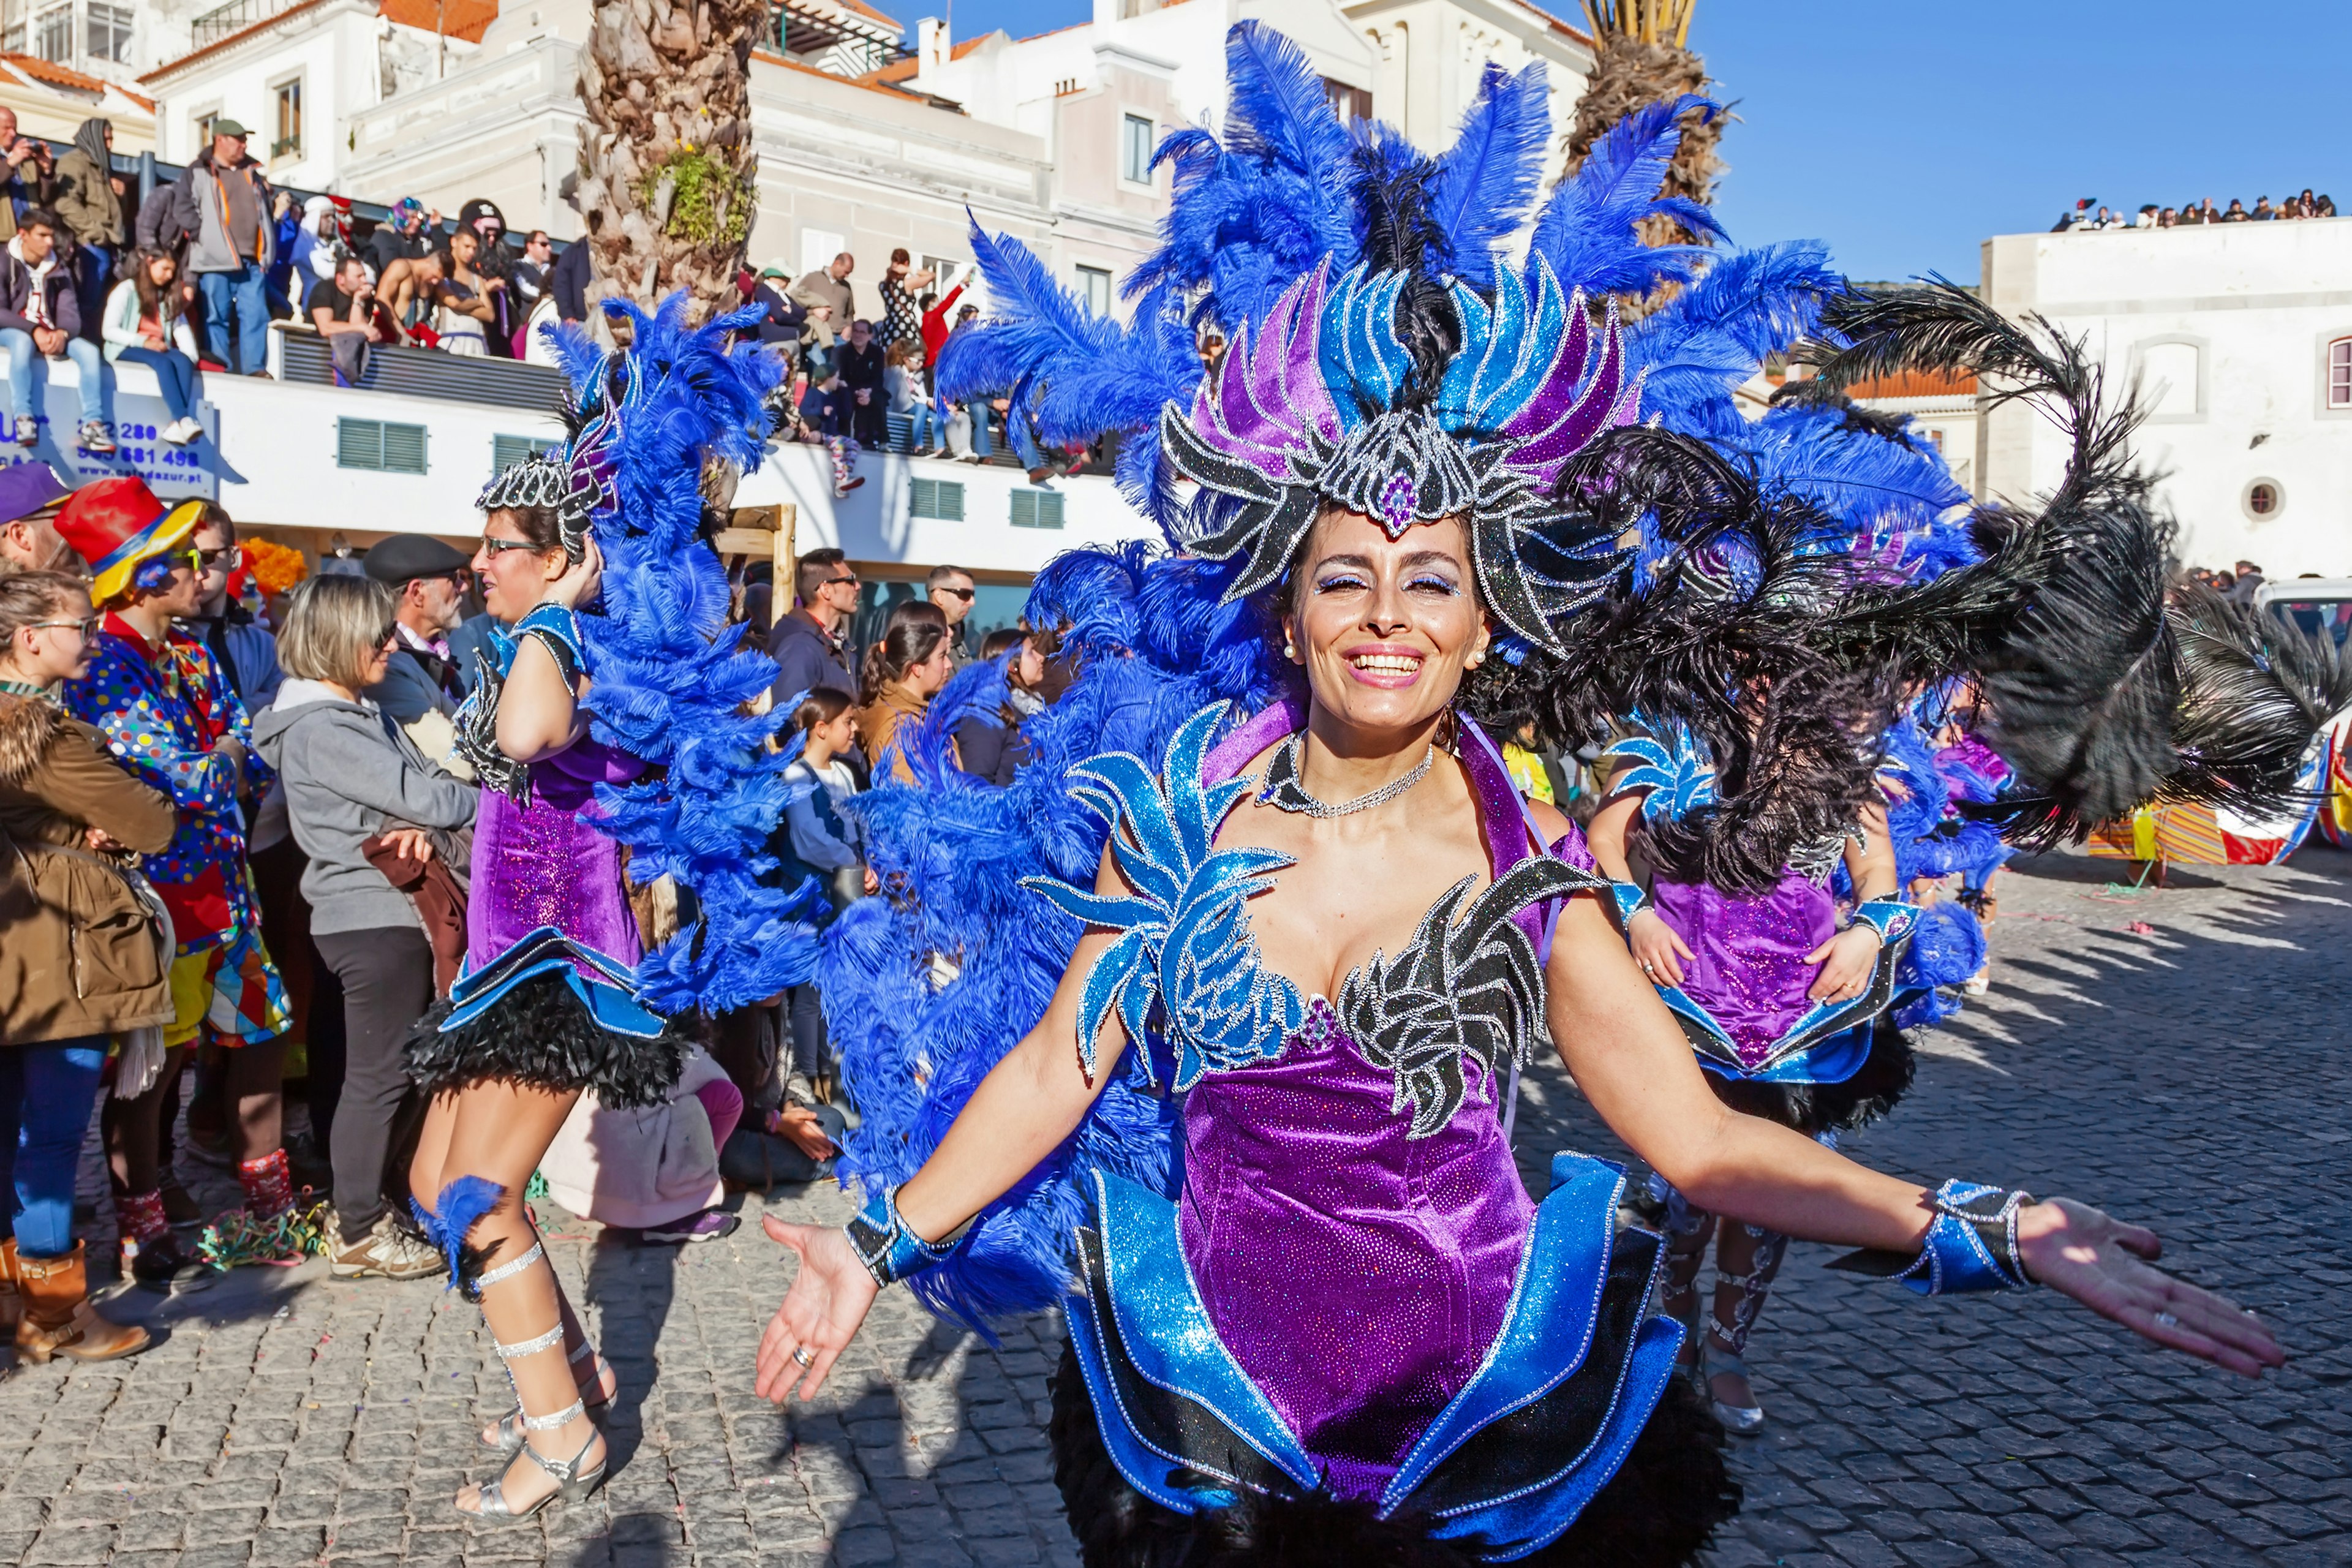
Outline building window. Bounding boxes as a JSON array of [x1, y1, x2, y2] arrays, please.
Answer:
[[910, 478, 964, 521], [1077, 265, 1112, 318], [2329, 337, 2352, 410], [272, 78, 303, 158], [338, 418, 429, 475], [32, 0, 70, 61], [1322, 78, 1372, 123], [195, 112, 219, 148], [2243, 478, 2283, 521], [492, 434, 557, 473], [2136, 339, 2201, 420], [1121, 113, 1153, 184], [1010, 489, 1065, 529], [86, 1, 130, 62]]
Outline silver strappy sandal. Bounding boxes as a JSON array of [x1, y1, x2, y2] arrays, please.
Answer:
[[1702, 1338, 1766, 1434], [463, 1404, 606, 1525], [481, 1336, 612, 1457]]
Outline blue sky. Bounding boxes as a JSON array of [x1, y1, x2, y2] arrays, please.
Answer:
[[905, 2, 2351, 285]]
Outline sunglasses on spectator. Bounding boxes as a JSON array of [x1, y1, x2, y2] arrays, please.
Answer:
[[823, 573, 860, 589], [480, 537, 551, 556], [196, 546, 235, 568], [937, 586, 975, 601], [29, 616, 96, 638]]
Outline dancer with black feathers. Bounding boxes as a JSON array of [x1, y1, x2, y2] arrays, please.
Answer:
[[749, 25, 2283, 1568]]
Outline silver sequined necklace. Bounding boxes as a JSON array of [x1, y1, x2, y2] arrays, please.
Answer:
[[1259, 733, 1434, 818]]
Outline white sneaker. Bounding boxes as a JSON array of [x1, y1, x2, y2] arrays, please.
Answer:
[[161, 417, 201, 446]]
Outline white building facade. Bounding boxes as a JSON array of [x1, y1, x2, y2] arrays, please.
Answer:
[[1980, 220, 2352, 575]]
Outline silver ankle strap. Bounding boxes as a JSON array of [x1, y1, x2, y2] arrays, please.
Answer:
[[521, 1396, 586, 1432], [475, 1240, 546, 1291], [496, 1325, 565, 1361]]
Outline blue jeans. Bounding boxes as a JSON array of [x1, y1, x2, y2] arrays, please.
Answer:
[[899, 400, 943, 451], [1010, 408, 1047, 470], [198, 258, 271, 375], [116, 345, 198, 423], [0, 1039, 107, 1258], [968, 403, 993, 459], [0, 328, 108, 428]]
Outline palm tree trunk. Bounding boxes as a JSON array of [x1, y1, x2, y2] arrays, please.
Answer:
[[573, 0, 767, 324], [1564, 3, 1721, 316]]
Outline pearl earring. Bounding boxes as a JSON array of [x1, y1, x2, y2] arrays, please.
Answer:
[[1466, 648, 1486, 669], [1284, 640, 1298, 661]]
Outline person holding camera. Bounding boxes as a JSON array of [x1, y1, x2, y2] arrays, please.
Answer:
[[0, 108, 55, 246], [307, 254, 388, 385]]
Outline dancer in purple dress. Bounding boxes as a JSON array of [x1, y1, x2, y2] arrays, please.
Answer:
[[747, 26, 2315, 1564], [1589, 721, 1917, 1437], [402, 293, 816, 1527]]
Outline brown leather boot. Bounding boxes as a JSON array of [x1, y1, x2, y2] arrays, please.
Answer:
[[15, 1242, 149, 1363], [0, 1240, 21, 1333]]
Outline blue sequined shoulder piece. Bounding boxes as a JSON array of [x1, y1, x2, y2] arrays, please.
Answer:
[[1022, 704, 1305, 1091], [1598, 718, 1716, 824]]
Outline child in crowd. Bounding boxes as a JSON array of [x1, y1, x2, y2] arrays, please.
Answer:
[[884, 339, 944, 456], [765, 687, 871, 1150]]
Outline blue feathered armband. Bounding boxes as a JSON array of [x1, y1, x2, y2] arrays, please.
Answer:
[[512, 603, 585, 688], [845, 1185, 958, 1289], [1847, 897, 1918, 946], [1826, 1180, 2037, 1295]]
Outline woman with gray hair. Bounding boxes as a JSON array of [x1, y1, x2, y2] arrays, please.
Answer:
[[252, 573, 475, 1280]]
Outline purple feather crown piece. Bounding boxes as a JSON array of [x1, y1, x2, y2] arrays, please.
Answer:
[[1156, 254, 1640, 651]]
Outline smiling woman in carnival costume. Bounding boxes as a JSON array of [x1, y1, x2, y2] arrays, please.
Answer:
[[747, 25, 2290, 1567], [402, 295, 823, 1525]]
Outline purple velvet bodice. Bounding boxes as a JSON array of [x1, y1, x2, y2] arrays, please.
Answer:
[[467, 739, 644, 971], [1650, 871, 1834, 1068], [1166, 702, 1580, 1498], [1178, 1000, 1532, 1498]]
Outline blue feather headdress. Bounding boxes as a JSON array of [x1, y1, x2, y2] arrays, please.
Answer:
[[499, 295, 826, 1017]]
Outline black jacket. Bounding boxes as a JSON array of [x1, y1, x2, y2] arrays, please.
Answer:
[[0, 246, 80, 338], [767, 608, 856, 709], [551, 241, 592, 323], [837, 341, 886, 394]]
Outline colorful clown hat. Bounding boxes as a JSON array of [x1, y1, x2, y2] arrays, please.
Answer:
[[54, 477, 205, 604]]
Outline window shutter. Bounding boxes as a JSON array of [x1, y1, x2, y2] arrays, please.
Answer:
[[1009, 490, 1036, 529], [336, 418, 382, 470], [938, 480, 964, 521], [492, 434, 554, 472], [381, 423, 429, 474]]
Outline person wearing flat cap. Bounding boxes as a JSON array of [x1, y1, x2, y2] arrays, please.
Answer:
[[0, 463, 74, 575], [362, 533, 473, 727]]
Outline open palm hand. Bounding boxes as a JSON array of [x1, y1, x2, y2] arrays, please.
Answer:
[[2021, 1199, 2285, 1377], [755, 1217, 879, 1403]]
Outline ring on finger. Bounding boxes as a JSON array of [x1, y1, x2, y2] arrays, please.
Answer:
[[791, 1345, 816, 1367], [2154, 1311, 2179, 1329]]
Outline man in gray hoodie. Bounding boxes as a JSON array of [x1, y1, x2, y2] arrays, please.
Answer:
[[171, 119, 273, 375], [252, 575, 474, 1278]]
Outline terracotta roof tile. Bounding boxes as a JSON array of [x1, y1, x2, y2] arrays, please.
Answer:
[[377, 0, 499, 43], [834, 0, 904, 30], [1, 52, 108, 94], [1847, 368, 1979, 399], [141, 0, 328, 80]]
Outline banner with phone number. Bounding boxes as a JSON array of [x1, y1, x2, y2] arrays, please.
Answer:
[[0, 385, 218, 500]]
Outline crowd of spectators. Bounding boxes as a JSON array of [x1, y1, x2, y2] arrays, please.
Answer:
[[0, 109, 584, 461], [0, 459, 1072, 1349], [733, 245, 1099, 499], [2052, 190, 2337, 232]]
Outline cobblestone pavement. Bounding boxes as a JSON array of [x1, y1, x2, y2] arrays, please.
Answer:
[[5, 845, 2349, 1567]]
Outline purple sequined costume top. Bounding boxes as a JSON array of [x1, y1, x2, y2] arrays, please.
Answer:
[[1649, 872, 1835, 1069], [468, 739, 644, 973], [1170, 706, 1594, 1499]]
